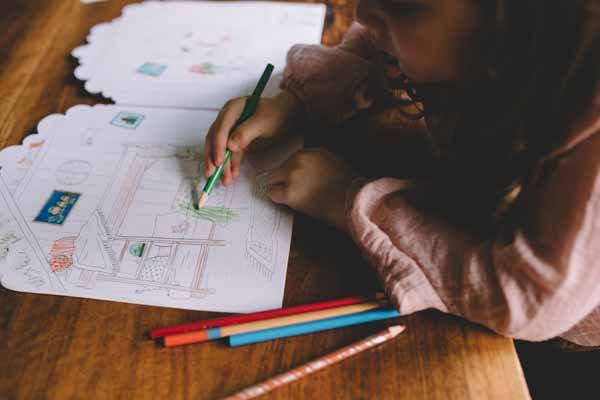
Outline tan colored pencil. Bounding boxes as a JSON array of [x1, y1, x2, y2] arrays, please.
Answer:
[[223, 325, 405, 400], [163, 300, 389, 347]]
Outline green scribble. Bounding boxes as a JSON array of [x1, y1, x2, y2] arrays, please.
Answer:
[[129, 242, 145, 257], [177, 203, 239, 224]]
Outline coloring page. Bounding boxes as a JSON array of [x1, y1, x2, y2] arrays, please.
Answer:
[[73, 1, 326, 108], [0, 105, 301, 313]]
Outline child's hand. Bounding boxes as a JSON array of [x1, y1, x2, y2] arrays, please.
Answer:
[[204, 90, 304, 186], [267, 148, 359, 234]]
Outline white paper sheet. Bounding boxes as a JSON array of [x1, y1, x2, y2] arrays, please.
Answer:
[[73, 1, 326, 109], [0, 105, 301, 313]]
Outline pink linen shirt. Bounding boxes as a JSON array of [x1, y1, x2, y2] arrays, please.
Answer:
[[282, 23, 600, 346]]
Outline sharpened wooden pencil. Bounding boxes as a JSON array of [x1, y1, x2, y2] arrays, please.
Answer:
[[223, 325, 406, 400]]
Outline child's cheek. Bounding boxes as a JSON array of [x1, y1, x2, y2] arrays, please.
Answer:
[[401, 46, 463, 84], [394, 49, 433, 83], [389, 25, 466, 84], [388, 32, 434, 82]]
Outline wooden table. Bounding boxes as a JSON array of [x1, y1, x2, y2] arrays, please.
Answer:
[[0, 1, 531, 399]]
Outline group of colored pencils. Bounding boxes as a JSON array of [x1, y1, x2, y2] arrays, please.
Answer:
[[152, 293, 404, 398], [152, 293, 399, 347]]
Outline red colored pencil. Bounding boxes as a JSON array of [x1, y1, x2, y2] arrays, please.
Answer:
[[151, 293, 384, 340]]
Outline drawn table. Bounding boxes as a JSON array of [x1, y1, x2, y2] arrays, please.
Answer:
[[0, 0, 531, 398]]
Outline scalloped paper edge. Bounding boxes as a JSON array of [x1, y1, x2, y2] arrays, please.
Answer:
[[71, 1, 163, 99]]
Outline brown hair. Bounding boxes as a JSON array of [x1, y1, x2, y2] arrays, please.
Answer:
[[396, 1, 600, 234]]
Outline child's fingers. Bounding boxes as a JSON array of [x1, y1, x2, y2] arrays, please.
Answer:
[[205, 161, 215, 178], [228, 115, 265, 153], [210, 113, 229, 167], [205, 111, 227, 172], [231, 151, 243, 178], [212, 98, 246, 165], [205, 110, 221, 155], [267, 183, 289, 205], [203, 134, 216, 177], [220, 156, 234, 186], [267, 167, 289, 186]]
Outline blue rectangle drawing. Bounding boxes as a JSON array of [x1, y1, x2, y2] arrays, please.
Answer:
[[137, 62, 167, 77], [34, 190, 81, 225], [111, 111, 145, 129]]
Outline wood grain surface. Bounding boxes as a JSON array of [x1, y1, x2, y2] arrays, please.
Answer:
[[0, 1, 531, 399]]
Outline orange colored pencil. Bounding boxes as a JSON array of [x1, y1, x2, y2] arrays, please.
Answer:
[[223, 325, 406, 400], [163, 300, 389, 347]]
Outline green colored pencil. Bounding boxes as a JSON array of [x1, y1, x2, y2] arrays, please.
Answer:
[[198, 63, 274, 208]]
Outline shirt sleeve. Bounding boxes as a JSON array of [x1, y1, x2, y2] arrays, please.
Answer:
[[281, 22, 386, 125], [346, 134, 600, 343]]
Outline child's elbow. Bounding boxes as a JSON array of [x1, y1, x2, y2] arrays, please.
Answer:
[[493, 292, 585, 342]]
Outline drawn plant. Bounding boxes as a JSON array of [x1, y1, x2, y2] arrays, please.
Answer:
[[177, 203, 239, 224]]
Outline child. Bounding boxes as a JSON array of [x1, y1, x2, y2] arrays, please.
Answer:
[[204, 1, 600, 348]]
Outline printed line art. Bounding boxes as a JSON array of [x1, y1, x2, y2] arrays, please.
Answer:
[[55, 160, 93, 186], [45, 143, 247, 299], [246, 172, 281, 281]]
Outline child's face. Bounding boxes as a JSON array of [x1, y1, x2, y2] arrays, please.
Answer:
[[356, 0, 485, 85]]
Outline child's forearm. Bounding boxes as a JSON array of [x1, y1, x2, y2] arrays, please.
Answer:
[[345, 159, 600, 345]]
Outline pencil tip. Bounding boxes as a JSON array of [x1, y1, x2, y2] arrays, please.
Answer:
[[388, 325, 405, 337], [198, 192, 208, 209]]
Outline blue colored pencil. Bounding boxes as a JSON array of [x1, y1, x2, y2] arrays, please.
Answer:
[[228, 308, 401, 347]]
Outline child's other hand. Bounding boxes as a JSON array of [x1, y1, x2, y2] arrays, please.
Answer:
[[267, 148, 359, 234], [204, 90, 304, 186]]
